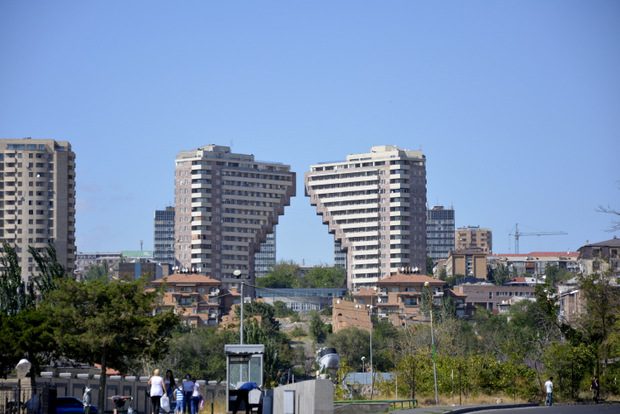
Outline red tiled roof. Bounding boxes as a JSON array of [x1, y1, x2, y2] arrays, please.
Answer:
[[150, 273, 221, 284], [376, 273, 443, 285], [490, 252, 578, 258]]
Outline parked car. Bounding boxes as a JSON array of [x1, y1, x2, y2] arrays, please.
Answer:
[[56, 396, 98, 414]]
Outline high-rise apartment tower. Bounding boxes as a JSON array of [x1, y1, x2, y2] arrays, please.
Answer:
[[174, 145, 295, 291], [455, 226, 492, 253], [305, 145, 427, 291], [0, 138, 76, 281], [426, 205, 455, 265], [154, 206, 175, 265], [254, 230, 276, 279]]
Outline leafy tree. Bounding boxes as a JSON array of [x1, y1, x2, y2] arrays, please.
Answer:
[[0, 241, 67, 387], [0, 241, 34, 314], [157, 327, 236, 382], [300, 265, 346, 288], [40, 277, 179, 413], [83, 262, 110, 283], [309, 311, 328, 343], [426, 256, 435, 276], [544, 264, 572, 286], [326, 326, 370, 372], [28, 243, 69, 295], [488, 264, 510, 286], [273, 301, 296, 318], [256, 260, 299, 288]]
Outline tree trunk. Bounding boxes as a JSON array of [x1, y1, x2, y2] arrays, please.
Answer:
[[98, 349, 108, 414]]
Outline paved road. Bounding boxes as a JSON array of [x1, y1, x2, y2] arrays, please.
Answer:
[[399, 403, 619, 414]]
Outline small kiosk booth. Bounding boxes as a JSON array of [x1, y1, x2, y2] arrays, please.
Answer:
[[225, 344, 264, 413]]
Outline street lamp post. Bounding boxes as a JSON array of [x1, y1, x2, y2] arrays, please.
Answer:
[[424, 281, 439, 406], [234, 270, 244, 345]]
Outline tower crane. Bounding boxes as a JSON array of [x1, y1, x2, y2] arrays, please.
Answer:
[[510, 223, 567, 254]]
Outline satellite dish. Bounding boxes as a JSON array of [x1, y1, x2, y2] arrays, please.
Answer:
[[233, 270, 241, 277]]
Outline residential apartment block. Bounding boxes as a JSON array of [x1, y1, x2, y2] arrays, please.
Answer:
[[154, 207, 175, 265], [305, 145, 427, 292], [426, 205, 455, 265], [254, 230, 276, 279], [442, 249, 488, 279], [577, 238, 620, 277], [488, 251, 580, 281], [332, 272, 450, 331], [0, 138, 76, 281], [453, 283, 536, 313], [174, 145, 295, 292], [150, 272, 224, 327], [455, 226, 492, 253]]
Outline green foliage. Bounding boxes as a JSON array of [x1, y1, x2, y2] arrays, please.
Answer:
[[0, 241, 35, 314], [159, 327, 236, 382], [273, 301, 297, 318], [40, 277, 179, 410], [309, 311, 328, 343], [544, 264, 572, 285], [83, 262, 110, 283], [289, 326, 308, 338], [426, 256, 434, 276], [299, 265, 347, 288], [326, 326, 370, 372], [488, 264, 510, 286], [256, 260, 299, 288]]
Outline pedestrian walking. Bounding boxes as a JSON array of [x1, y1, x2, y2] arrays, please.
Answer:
[[190, 377, 202, 414], [544, 377, 553, 406], [182, 374, 194, 414], [174, 385, 184, 414], [590, 375, 600, 404], [148, 369, 167, 414]]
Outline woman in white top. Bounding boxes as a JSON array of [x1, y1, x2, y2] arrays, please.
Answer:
[[190, 377, 202, 414], [148, 368, 167, 414]]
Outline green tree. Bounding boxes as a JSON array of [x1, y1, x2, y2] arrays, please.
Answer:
[[544, 264, 572, 285], [28, 243, 69, 295], [300, 265, 346, 288], [309, 311, 327, 343], [488, 264, 510, 286], [41, 277, 180, 413], [426, 256, 435, 276], [256, 260, 299, 288], [0, 241, 34, 314], [326, 326, 369, 372], [83, 262, 110, 283]]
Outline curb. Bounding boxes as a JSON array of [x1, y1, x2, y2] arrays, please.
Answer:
[[447, 403, 539, 413]]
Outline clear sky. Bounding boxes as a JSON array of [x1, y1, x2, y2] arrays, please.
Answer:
[[1, 1, 618, 265]]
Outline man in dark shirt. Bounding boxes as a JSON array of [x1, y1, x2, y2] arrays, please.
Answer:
[[590, 376, 600, 404], [231, 382, 260, 414]]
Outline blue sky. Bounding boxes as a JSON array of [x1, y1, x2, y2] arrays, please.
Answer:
[[1, 1, 618, 265]]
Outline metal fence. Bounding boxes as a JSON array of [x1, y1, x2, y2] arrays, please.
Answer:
[[0, 384, 56, 414]]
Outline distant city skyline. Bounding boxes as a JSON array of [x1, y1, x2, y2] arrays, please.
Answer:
[[1, 2, 618, 265]]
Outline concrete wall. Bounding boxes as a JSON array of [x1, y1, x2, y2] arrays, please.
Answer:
[[268, 380, 334, 414]]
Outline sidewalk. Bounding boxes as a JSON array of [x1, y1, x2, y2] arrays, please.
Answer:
[[399, 403, 539, 414]]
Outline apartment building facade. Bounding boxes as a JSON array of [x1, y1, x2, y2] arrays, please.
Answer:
[[174, 145, 295, 292], [150, 272, 224, 327], [305, 145, 427, 292], [488, 251, 580, 280], [455, 226, 492, 253], [426, 205, 455, 265], [0, 138, 76, 280], [154, 206, 175, 265], [254, 230, 276, 279]]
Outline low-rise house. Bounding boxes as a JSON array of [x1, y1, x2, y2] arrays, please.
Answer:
[[453, 283, 536, 313], [577, 237, 620, 277], [150, 272, 225, 327], [332, 272, 447, 331], [488, 251, 580, 280]]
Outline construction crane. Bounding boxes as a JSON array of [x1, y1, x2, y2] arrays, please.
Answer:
[[510, 223, 567, 254]]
